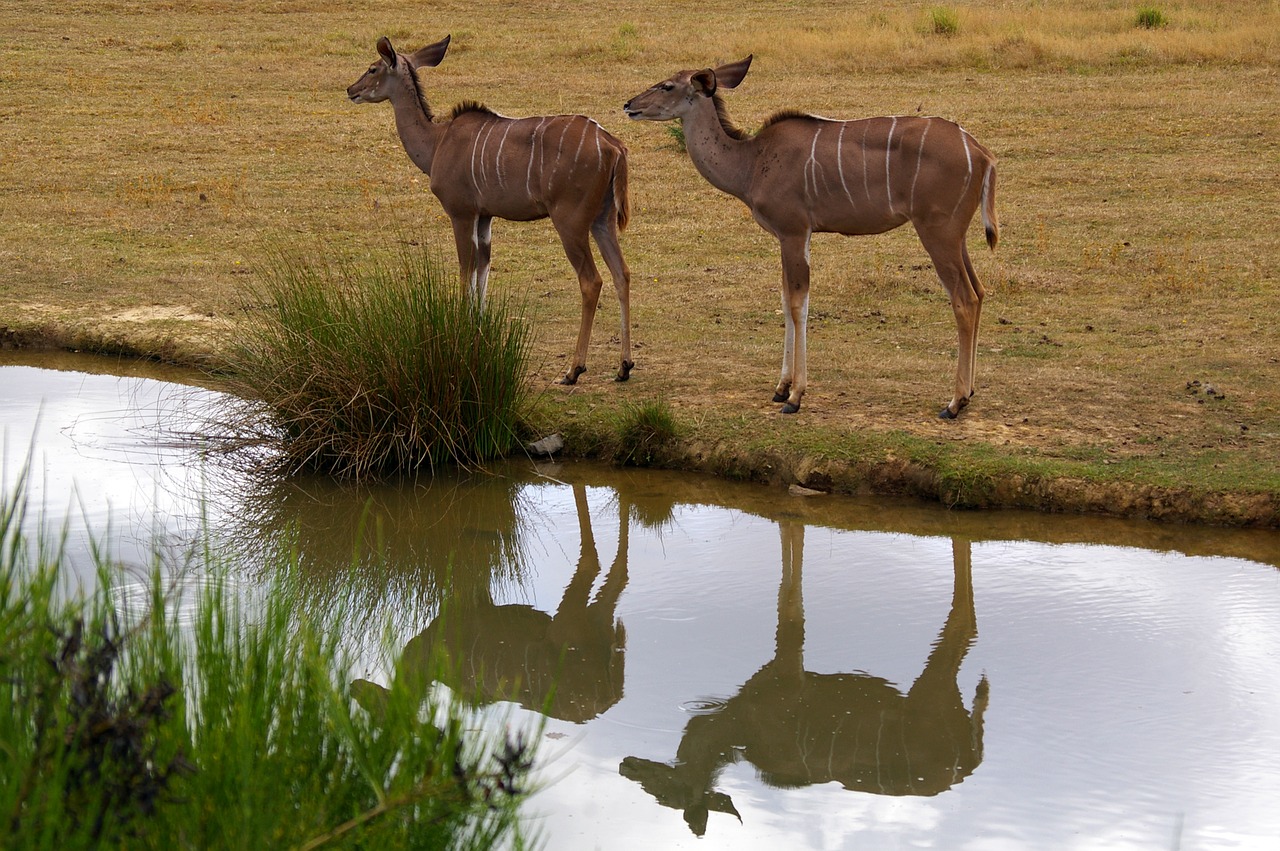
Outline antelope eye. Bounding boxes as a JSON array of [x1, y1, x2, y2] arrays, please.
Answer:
[[660, 83, 674, 92]]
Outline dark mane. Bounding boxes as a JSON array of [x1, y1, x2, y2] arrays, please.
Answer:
[[449, 100, 497, 120], [408, 67, 434, 122], [758, 109, 819, 131], [710, 91, 752, 141]]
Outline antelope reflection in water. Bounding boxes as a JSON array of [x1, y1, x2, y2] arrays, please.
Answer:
[[355, 482, 670, 723], [621, 524, 988, 836]]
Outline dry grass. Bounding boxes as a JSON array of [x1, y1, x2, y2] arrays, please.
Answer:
[[1, 0, 1277, 517]]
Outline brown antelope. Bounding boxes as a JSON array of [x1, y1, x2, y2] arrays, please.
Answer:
[[624, 56, 998, 417], [348, 35, 634, 384], [621, 528, 988, 835]]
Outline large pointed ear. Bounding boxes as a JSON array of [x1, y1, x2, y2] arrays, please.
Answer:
[[691, 69, 718, 96], [713, 55, 753, 90], [409, 34, 451, 69], [376, 36, 397, 68]]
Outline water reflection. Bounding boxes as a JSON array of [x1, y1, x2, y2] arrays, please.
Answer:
[[352, 482, 674, 723], [621, 527, 987, 834], [7, 355, 1280, 849], [222, 468, 534, 623]]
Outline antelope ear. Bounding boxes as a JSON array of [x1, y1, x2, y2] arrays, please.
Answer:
[[691, 69, 717, 96], [713, 55, 753, 90], [409, 34, 451, 69], [376, 36, 397, 68]]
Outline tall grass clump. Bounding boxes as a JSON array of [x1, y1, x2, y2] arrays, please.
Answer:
[[926, 6, 960, 36], [226, 242, 533, 477], [0, 472, 538, 850], [1134, 6, 1169, 29]]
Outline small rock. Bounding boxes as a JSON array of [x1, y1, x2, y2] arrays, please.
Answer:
[[525, 433, 564, 457], [789, 484, 826, 497]]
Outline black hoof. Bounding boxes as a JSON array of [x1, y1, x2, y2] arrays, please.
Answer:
[[781, 402, 801, 414], [772, 391, 789, 403], [938, 406, 958, 419], [615, 360, 635, 382], [557, 366, 587, 386]]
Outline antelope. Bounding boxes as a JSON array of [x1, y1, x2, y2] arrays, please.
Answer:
[[621, 528, 988, 835], [624, 56, 998, 417], [348, 35, 634, 384]]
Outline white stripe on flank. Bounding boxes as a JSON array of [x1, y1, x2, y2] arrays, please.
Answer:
[[836, 122, 857, 211], [494, 124, 514, 189], [950, 126, 975, 220], [469, 133, 482, 190], [909, 119, 932, 215], [805, 130, 820, 200], [551, 121, 569, 180], [476, 122, 496, 187], [885, 117, 898, 215], [527, 117, 548, 197], [861, 121, 873, 204], [571, 119, 587, 168]]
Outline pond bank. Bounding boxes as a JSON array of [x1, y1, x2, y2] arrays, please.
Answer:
[[657, 441, 1280, 528], [4, 325, 1277, 529]]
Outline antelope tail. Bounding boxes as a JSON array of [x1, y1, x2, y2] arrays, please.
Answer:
[[613, 150, 631, 232], [981, 163, 999, 251]]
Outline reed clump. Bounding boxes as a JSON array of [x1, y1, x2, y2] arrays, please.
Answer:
[[0, 472, 536, 850], [225, 243, 533, 478]]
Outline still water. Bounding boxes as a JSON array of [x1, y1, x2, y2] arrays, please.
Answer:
[[3, 352, 1280, 850]]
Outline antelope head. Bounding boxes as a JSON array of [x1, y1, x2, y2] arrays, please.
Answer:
[[623, 56, 752, 121], [347, 34, 451, 104]]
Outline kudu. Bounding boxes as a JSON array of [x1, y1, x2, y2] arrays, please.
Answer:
[[621, 528, 988, 836], [348, 35, 634, 384], [624, 56, 998, 417], [352, 482, 636, 724]]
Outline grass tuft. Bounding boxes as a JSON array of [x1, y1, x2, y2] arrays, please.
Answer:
[[611, 399, 679, 467], [926, 7, 960, 36], [1135, 6, 1169, 29], [224, 242, 533, 478], [611, 23, 641, 60]]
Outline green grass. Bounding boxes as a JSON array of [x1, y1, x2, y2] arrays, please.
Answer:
[[0, 470, 537, 850], [926, 7, 961, 36], [222, 242, 533, 478], [612, 399, 680, 467], [1135, 6, 1169, 29]]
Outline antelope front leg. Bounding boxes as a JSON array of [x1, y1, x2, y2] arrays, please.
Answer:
[[773, 234, 812, 414], [449, 215, 482, 304], [474, 215, 494, 307]]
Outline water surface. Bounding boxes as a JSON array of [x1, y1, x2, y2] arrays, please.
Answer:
[[3, 353, 1279, 850]]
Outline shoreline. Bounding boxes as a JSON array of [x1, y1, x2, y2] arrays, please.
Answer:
[[4, 323, 1276, 530]]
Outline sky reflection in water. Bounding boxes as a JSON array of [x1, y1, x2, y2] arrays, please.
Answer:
[[3, 356, 1280, 850]]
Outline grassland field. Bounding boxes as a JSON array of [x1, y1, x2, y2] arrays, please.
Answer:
[[1, 0, 1277, 525]]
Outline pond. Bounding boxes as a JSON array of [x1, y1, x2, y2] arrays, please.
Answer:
[[3, 351, 1280, 849]]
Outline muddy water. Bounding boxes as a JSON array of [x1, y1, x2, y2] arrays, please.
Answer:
[[3, 352, 1280, 849]]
